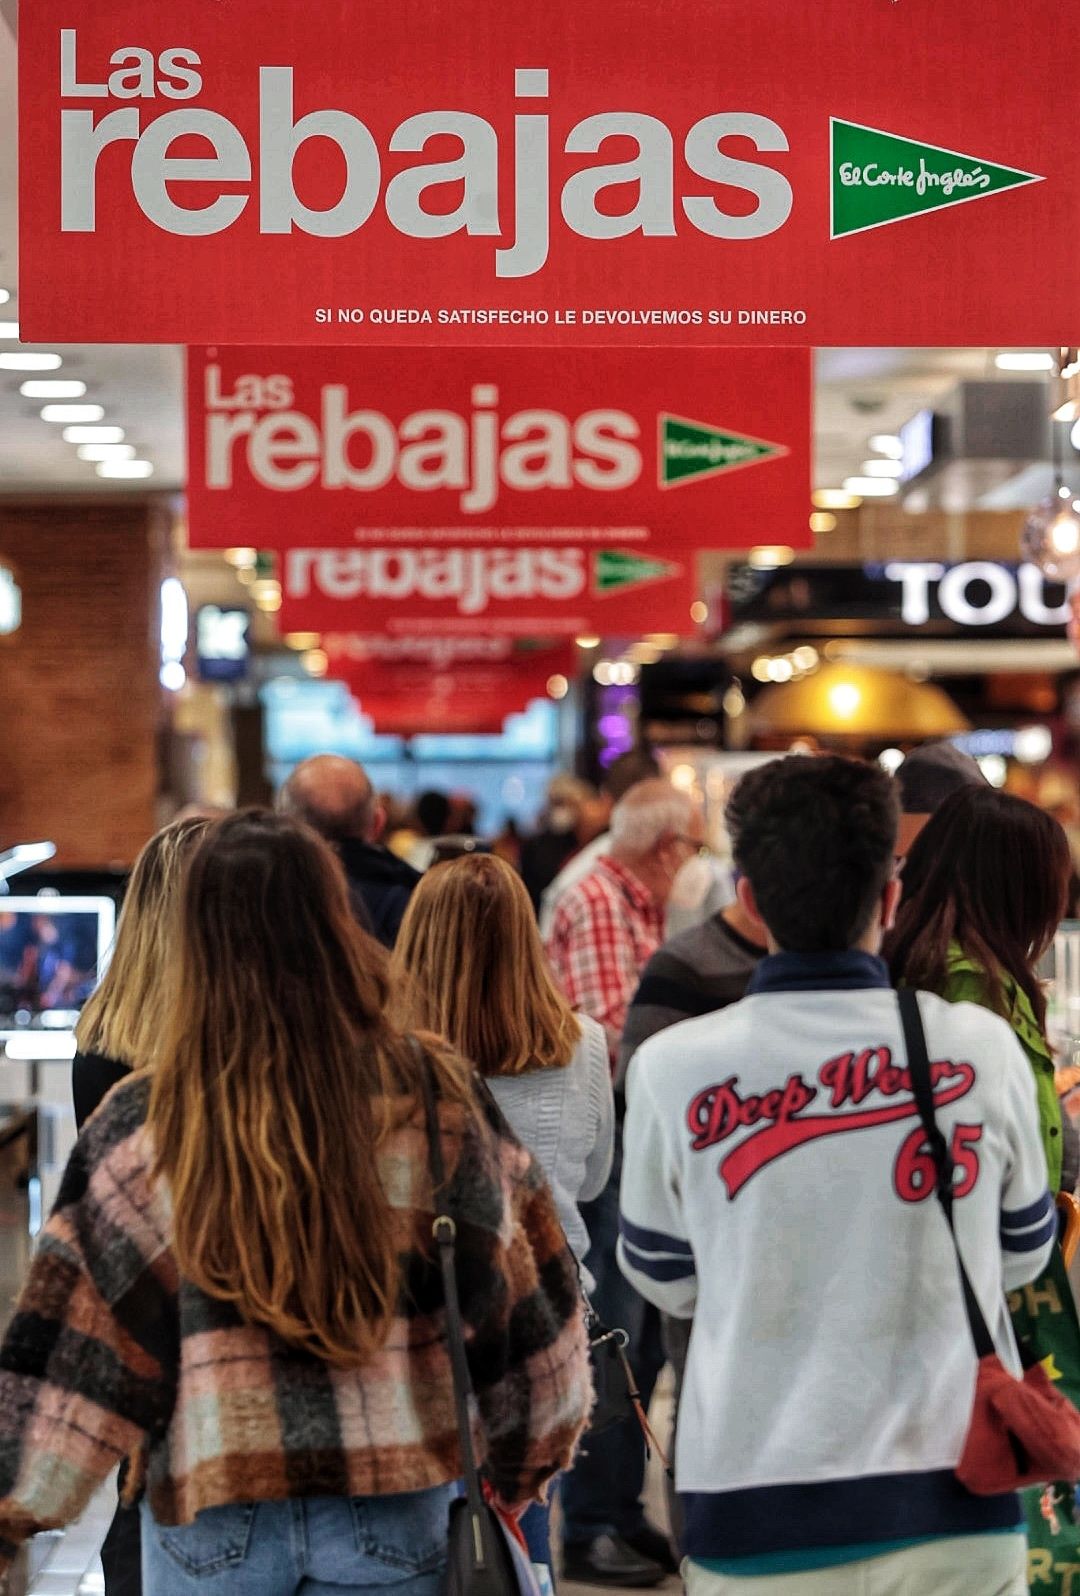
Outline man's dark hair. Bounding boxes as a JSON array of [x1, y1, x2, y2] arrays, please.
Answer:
[[415, 790, 451, 838], [725, 755, 900, 952]]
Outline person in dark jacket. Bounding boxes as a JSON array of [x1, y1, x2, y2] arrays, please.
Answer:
[[71, 812, 213, 1596], [277, 755, 422, 946]]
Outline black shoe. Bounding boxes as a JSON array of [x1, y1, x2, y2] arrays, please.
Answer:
[[624, 1524, 679, 1576], [562, 1533, 668, 1588]]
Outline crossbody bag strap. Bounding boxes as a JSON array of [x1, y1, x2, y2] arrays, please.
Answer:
[[897, 988, 996, 1361], [413, 1040, 487, 1516]]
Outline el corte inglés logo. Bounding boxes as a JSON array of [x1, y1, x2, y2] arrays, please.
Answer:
[[660, 415, 787, 488], [595, 549, 681, 594], [831, 120, 1042, 238]]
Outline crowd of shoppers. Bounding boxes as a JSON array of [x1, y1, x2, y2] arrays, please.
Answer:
[[0, 738, 1069, 1596]]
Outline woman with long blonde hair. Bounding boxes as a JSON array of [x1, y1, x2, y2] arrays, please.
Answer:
[[392, 853, 614, 1576], [73, 814, 210, 1127], [72, 815, 210, 1596], [0, 811, 589, 1595]]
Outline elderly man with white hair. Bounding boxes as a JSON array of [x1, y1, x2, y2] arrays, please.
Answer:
[[546, 778, 706, 1064], [546, 777, 705, 1589]]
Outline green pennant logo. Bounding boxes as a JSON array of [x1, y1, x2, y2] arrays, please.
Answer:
[[659, 414, 787, 489], [831, 120, 1042, 239], [595, 549, 681, 595]]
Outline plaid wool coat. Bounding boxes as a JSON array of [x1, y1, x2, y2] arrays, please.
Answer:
[[0, 1074, 592, 1562]]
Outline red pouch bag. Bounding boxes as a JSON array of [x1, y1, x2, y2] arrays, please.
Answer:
[[958, 1354, 1080, 1494], [898, 989, 1080, 1495]]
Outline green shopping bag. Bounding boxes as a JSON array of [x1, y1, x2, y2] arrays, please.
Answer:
[[1007, 1245, 1080, 1592]]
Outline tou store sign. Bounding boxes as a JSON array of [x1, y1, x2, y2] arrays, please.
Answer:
[[729, 561, 1071, 636], [185, 345, 811, 552], [887, 562, 1070, 629], [18, 1, 1080, 346]]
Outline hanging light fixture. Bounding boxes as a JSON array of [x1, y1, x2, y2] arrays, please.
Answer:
[[1022, 361, 1080, 582], [1021, 495, 1080, 582]]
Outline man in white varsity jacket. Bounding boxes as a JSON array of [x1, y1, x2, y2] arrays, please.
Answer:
[[618, 755, 1054, 1596]]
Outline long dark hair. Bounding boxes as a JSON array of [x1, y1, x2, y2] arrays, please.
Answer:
[[886, 786, 1071, 1036], [148, 809, 472, 1366]]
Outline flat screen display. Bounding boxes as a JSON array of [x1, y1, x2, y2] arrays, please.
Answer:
[[0, 896, 116, 1017]]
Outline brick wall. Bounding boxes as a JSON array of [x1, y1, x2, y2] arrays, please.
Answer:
[[0, 499, 166, 867]]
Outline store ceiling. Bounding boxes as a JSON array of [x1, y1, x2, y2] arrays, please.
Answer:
[[0, 13, 1053, 502]]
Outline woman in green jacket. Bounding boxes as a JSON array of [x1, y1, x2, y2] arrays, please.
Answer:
[[887, 784, 1073, 1189]]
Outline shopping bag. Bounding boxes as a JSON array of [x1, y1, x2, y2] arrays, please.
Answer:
[[1008, 1246, 1080, 1593]]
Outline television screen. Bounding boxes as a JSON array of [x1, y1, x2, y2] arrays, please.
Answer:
[[0, 896, 116, 1017]]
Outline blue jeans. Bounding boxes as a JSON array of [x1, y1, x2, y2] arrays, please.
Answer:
[[140, 1487, 458, 1596], [560, 1130, 666, 1545]]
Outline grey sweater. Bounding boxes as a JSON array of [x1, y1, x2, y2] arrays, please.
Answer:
[[487, 1013, 614, 1267]]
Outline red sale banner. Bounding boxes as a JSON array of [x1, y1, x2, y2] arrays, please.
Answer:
[[325, 636, 575, 733], [350, 692, 516, 736], [186, 346, 810, 552], [19, 1, 1080, 346], [279, 542, 699, 639]]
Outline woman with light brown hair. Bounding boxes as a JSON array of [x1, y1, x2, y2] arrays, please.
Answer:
[[392, 853, 614, 1577], [0, 810, 589, 1596], [72, 814, 212, 1596], [73, 814, 211, 1129], [392, 852, 614, 1275]]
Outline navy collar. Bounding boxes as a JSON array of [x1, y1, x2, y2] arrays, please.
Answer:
[[747, 950, 892, 995]]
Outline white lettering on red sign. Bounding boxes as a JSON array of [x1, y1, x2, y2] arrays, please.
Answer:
[[286, 547, 586, 617], [58, 32, 793, 277], [203, 366, 642, 512]]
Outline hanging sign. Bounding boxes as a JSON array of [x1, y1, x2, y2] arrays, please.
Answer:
[[326, 636, 575, 733], [729, 561, 1071, 637], [18, 1, 1080, 345], [279, 543, 699, 638], [185, 346, 811, 551], [350, 692, 514, 736]]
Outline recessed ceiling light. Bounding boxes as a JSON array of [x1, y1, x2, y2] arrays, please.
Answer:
[[40, 403, 105, 423], [843, 476, 900, 497], [813, 488, 862, 510], [867, 434, 904, 459], [748, 546, 796, 569], [0, 323, 19, 340], [859, 458, 904, 478], [995, 351, 1055, 372], [96, 459, 153, 479], [62, 425, 124, 444], [20, 379, 87, 399], [76, 443, 135, 462], [0, 352, 62, 371], [0, 290, 9, 305]]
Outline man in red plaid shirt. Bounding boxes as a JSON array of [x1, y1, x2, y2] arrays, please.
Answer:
[[546, 777, 706, 1587], [547, 778, 705, 1064]]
